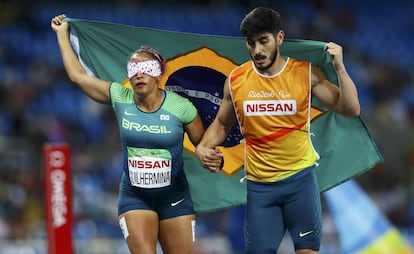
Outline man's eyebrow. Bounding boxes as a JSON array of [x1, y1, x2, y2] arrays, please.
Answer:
[[248, 34, 269, 41], [259, 34, 270, 40]]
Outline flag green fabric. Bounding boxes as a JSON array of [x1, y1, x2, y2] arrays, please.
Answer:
[[66, 18, 383, 213]]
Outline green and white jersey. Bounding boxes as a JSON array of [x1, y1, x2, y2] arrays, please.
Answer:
[[110, 82, 198, 189]]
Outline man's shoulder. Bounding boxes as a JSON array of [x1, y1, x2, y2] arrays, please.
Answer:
[[230, 61, 252, 79], [286, 57, 311, 71]]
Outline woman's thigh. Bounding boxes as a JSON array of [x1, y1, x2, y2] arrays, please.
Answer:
[[159, 214, 196, 254], [118, 210, 159, 254]]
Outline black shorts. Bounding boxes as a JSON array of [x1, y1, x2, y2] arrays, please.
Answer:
[[245, 167, 322, 252], [117, 171, 194, 220]]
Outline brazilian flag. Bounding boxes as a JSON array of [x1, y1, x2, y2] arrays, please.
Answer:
[[66, 18, 383, 213]]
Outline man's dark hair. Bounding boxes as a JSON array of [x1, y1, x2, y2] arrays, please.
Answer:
[[240, 7, 282, 38]]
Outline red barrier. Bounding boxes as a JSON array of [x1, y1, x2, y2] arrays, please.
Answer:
[[43, 143, 73, 254]]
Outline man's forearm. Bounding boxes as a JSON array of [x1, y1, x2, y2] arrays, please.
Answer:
[[198, 120, 230, 148], [337, 68, 360, 116]]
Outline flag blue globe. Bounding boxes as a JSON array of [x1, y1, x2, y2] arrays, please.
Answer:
[[165, 66, 243, 147]]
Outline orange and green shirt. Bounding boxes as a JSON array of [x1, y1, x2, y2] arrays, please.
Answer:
[[229, 58, 319, 182]]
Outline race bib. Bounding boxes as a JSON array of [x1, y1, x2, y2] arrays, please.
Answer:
[[127, 147, 172, 188]]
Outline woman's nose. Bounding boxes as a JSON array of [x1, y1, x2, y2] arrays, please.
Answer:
[[134, 71, 143, 78]]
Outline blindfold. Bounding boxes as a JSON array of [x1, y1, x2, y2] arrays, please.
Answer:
[[127, 60, 161, 78]]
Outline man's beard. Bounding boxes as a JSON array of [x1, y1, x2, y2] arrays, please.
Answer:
[[253, 48, 278, 72]]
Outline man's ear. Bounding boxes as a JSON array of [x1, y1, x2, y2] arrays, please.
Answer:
[[276, 30, 285, 46]]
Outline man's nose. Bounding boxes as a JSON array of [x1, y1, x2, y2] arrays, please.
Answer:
[[253, 44, 263, 55]]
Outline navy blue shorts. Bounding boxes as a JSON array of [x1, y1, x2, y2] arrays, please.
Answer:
[[117, 171, 194, 220], [245, 167, 322, 252]]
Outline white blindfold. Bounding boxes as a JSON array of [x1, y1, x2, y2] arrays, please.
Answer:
[[127, 60, 161, 78]]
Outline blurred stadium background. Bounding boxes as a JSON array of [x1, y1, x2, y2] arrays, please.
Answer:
[[0, 0, 414, 253]]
